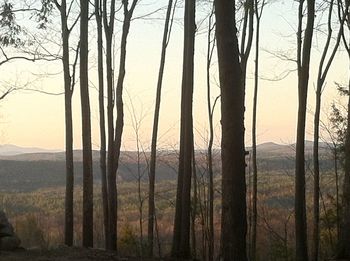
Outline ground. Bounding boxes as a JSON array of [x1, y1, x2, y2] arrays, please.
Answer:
[[0, 247, 169, 261]]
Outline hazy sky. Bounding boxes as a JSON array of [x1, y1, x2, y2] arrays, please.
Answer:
[[0, 0, 348, 150]]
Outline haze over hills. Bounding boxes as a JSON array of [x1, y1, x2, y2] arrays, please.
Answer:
[[0, 141, 331, 160], [0, 144, 61, 156], [0, 142, 335, 193]]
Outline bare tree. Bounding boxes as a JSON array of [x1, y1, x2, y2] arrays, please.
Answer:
[[171, 0, 196, 258], [337, 0, 350, 258], [205, 3, 217, 260], [79, 0, 93, 248], [294, 0, 315, 260], [94, 0, 108, 249], [215, 0, 247, 259], [106, 0, 138, 251], [312, 0, 349, 260], [251, 0, 265, 260], [147, 0, 176, 256], [51, 0, 80, 247], [102, 0, 116, 250]]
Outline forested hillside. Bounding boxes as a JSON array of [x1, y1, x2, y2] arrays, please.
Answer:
[[0, 0, 349, 260]]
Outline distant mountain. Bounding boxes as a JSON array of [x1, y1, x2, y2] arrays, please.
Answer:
[[0, 144, 61, 156], [0, 142, 336, 192], [245, 141, 332, 158]]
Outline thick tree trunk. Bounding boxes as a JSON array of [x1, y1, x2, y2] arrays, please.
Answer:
[[215, 0, 247, 260], [295, 1, 315, 260], [80, 0, 93, 248], [148, 0, 174, 256], [95, 0, 108, 249], [171, 0, 195, 258]]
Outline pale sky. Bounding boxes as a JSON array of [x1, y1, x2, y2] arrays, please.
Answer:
[[0, 0, 348, 151]]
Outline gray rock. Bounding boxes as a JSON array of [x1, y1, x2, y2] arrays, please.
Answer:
[[0, 236, 21, 250], [0, 211, 21, 250], [0, 211, 10, 224], [0, 225, 14, 237]]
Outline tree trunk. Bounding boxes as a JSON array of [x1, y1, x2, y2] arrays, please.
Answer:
[[108, 0, 138, 251], [57, 0, 75, 247], [148, 0, 174, 256], [313, 83, 321, 261], [251, 1, 264, 259], [191, 144, 198, 259], [206, 5, 215, 261], [103, 0, 116, 250], [95, 0, 108, 249], [215, 0, 247, 260], [336, 1, 350, 258], [171, 0, 195, 258], [312, 1, 346, 259], [295, 1, 315, 260], [337, 73, 350, 260], [80, 0, 93, 248]]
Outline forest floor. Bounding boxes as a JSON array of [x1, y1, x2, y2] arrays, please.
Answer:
[[0, 247, 173, 261]]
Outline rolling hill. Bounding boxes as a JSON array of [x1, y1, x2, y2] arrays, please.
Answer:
[[0, 142, 336, 192]]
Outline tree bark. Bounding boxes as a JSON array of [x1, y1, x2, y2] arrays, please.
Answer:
[[311, 0, 346, 259], [147, 0, 174, 256], [95, 0, 108, 249], [336, 2, 350, 257], [171, 0, 195, 258], [338, 85, 350, 258], [215, 0, 247, 260], [206, 5, 215, 260], [57, 0, 75, 247], [295, 0, 315, 260], [80, 0, 93, 248], [102, 0, 116, 250], [251, 0, 264, 259], [107, 0, 138, 251]]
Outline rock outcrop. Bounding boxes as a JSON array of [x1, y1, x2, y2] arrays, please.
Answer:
[[0, 211, 21, 250]]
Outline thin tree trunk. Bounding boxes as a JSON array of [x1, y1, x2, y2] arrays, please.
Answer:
[[191, 144, 198, 259], [336, 2, 350, 257], [338, 85, 350, 257], [57, 0, 74, 247], [109, 0, 138, 251], [80, 0, 93, 248], [206, 5, 215, 260], [172, 0, 195, 258], [95, 0, 108, 249], [313, 82, 321, 261], [147, 0, 174, 256], [215, 0, 247, 260], [251, 1, 264, 259], [334, 148, 340, 241], [103, 0, 116, 250], [312, 1, 346, 259], [295, 0, 315, 260]]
